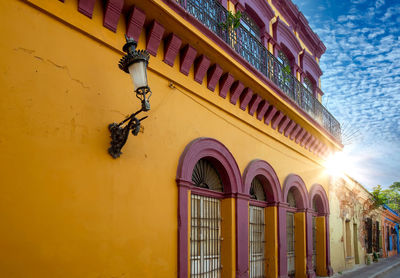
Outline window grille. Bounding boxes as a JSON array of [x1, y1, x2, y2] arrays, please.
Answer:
[[241, 12, 261, 39], [191, 194, 222, 277], [303, 77, 314, 94], [249, 205, 266, 278], [250, 177, 266, 201], [287, 190, 296, 208], [192, 159, 223, 192], [312, 216, 317, 271], [278, 51, 290, 68], [287, 212, 295, 276]]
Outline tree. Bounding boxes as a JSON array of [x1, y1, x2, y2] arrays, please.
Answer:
[[372, 182, 400, 212]]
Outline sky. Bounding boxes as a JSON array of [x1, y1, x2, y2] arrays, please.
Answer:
[[291, 0, 400, 189]]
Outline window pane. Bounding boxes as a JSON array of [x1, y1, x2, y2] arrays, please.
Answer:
[[190, 194, 221, 277], [249, 206, 266, 278]]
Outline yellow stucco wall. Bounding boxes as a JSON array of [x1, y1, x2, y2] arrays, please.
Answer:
[[0, 1, 335, 277]]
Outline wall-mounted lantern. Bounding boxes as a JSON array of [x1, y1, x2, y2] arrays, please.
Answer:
[[108, 35, 151, 159]]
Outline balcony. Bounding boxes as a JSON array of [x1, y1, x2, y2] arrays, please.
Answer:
[[177, 0, 341, 142]]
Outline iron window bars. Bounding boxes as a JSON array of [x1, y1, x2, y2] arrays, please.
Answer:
[[287, 212, 295, 276], [191, 194, 222, 277], [249, 205, 266, 278], [177, 0, 341, 142]]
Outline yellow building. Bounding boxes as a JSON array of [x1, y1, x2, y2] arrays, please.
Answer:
[[0, 0, 342, 277]]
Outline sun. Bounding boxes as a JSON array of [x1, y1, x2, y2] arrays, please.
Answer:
[[323, 151, 351, 178]]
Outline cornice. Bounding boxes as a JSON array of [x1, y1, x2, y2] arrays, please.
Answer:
[[272, 17, 302, 61], [271, 0, 326, 58], [300, 50, 322, 86]]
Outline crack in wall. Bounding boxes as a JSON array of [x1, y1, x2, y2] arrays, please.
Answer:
[[14, 47, 90, 89]]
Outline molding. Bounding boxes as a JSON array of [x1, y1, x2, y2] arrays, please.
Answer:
[[282, 174, 310, 209], [219, 73, 234, 99], [180, 44, 197, 76], [103, 0, 124, 32], [278, 115, 291, 134], [194, 55, 211, 84], [239, 88, 254, 110], [146, 20, 165, 56], [242, 159, 283, 202], [243, 0, 275, 32], [300, 51, 323, 88], [207, 64, 223, 92], [230, 81, 245, 105], [78, 0, 96, 18], [271, 0, 326, 58], [248, 94, 262, 116], [309, 184, 329, 214], [272, 17, 302, 64], [163, 33, 182, 66], [126, 6, 146, 41], [256, 100, 270, 120]]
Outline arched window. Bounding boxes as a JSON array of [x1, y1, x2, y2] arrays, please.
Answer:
[[278, 51, 291, 69], [287, 189, 297, 276], [241, 12, 261, 39], [303, 76, 314, 93], [190, 159, 223, 277], [249, 176, 266, 278], [237, 12, 263, 71]]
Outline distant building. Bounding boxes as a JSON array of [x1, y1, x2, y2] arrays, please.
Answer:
[[0, 1, 343, 278], [381, 205, 400, 258], [329, 175, 383, 272]]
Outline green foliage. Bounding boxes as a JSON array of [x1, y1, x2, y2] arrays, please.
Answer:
[[372, 182, 400, 211], [282, 64, 292, 84], [220, 11, 242, 31]]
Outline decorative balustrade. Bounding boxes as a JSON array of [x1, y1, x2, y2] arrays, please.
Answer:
[[178, 0, 341, 142]]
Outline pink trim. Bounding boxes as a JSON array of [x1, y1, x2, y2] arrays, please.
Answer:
[[207, 64, 223, 92], [239, 88, 253, 111], [194, 55, 211, 84], [249, 199, 268, 207], [176, 138, 241, 194], [126, 6, 146, 41], [248, 94, 262, 116], [176, 138, 242, 278], [272, 17, 302, 64], [306, 209, 316, 278], [277, 202, 289, 278], [300, 132, 311, 147], [242, 160, 283, 202], [146, 20, 165, 56], [284, 120, 296, 137], [242, 159, 283, 278], [163, 33, 182, 67], [230, 81, 245, 105], [282, 174, 310, 209], [237, 197, 249, 277], [271, 111, 284, 129], [300, 51, 323, 87], [309, 184, 329, 214], [257, 100, 270, 120], [305, 135, 316, 150], [219, 73, 234, 98], [264, 105, 277, 125], [278, 115, 290, 134], [271, 0, 326, 59], [180, 44, 197, 76], [103, 0, 123, 32], [243, 0, 275, 33], [190, 187, 225, 199], [163, 0, 340, 145], [78, 0, 96, 18], [290, 124, 301, 140], [295, 128, 306, 143]]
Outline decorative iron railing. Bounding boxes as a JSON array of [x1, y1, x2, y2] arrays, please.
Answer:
[[178, 0, 341, 142]]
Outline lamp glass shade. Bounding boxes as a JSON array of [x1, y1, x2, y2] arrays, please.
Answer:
[[128, 60, 148, 91]]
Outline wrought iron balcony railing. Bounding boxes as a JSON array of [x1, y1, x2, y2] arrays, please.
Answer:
[[178, 0, 341, 142]]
